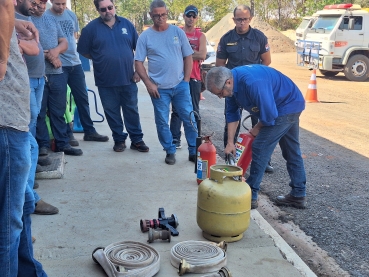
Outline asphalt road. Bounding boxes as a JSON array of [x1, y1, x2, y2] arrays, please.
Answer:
[[198, 53, 369, 277]]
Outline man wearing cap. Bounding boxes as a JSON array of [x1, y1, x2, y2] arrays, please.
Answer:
[[135, 0, 198, 165], [169, 5, 206, 150], [205, 65, 306, 210], [216, 5, 274, 173]]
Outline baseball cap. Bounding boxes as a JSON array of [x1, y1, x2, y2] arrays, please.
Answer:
[[184, 5, 198, 16]]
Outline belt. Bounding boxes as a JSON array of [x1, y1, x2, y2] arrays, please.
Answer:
[[190, 78, 201, 82]]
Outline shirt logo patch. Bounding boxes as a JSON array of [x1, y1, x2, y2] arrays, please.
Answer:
[[251, 107, 259, 112], [122, 28, 128, 35], [173, 36, 179, 44], [227, 42, 237, 46], [265, 43, 270, 51]]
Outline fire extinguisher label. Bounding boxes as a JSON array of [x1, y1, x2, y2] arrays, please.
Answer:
[[197, 158, 208, 180], [235, 143, 245, 163]]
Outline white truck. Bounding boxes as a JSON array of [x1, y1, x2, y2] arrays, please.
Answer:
[[296, 3, 369, 81]]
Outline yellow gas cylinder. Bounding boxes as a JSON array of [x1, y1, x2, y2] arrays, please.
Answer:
[[197, 165, 251, 242]]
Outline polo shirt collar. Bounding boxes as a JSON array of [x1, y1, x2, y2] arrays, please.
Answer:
[[231, 26, 255, 41], [98, 14, 121, 24]]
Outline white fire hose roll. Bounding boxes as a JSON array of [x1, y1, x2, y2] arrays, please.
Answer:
[[92, 241, 160, 277], [170, 240, 227, 275]]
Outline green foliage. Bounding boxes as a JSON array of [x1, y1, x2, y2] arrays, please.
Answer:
[[71, 0, 369, 33]]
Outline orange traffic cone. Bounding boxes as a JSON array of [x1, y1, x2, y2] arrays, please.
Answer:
[[305, 69, 319, 103]]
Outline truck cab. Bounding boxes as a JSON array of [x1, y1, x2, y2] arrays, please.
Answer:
[[296, 3, 369, 81], [295, 15, 317, 42]]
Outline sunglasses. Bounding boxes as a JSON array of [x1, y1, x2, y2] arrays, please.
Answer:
[[185, 14, 197, 19], [234, 17, 251, 23], [99, 5, 114, 12]]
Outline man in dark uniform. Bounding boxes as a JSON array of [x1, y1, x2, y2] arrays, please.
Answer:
[[216, 4, 273, 173]]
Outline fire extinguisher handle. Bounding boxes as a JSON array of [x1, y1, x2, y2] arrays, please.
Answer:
[[225, 153, 236, 165]]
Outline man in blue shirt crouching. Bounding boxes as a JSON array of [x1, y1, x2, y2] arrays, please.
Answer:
[[205, 65, 307, 210]]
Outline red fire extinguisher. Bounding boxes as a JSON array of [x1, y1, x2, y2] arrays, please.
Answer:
[[233, 115, 255, 175], [196, 136, 216, 185]]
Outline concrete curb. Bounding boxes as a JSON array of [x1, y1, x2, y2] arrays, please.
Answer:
[[251, 210, 317, 277]]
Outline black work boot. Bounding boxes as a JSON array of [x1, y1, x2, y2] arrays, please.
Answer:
[[275, 194, 306, 209]]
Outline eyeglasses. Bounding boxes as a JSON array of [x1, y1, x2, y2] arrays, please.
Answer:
[[185, 14, 197, 19], [151, 13, 168, 20], [99, 5, 114, 12], [214, 79, 228, 98], [234, 17, 251, 23]]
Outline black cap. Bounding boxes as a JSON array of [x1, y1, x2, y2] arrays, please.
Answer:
[[184, 5, 198, 15]]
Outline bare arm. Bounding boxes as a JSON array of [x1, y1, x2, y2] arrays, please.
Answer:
[[44, 37, 68, 68], [19, 39, 39, 56], [183, 55, 193, 82], [135, 60, 160, 98], [0, 0, 15, 81], [192, 33, 207, 61], [14, 19, 39, 43], [216, 57, 227, 67], [260, 51, 271, 66], [224, 121, 239, 155]]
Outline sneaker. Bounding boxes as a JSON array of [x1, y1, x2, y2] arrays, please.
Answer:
[[37, 156, 52, 166], [130, 141, 149, 152], [113, 141, 126, 152], [33, 181, 39, 189], [265, 161, 274, 173], [57, 146, 83, 156], [174, 141, 182, 149], [165, 153, 176, 165], [251, 199, 258, 209], [188, 155, 196, 163], [69, 134, 79, 146], [84, 132, 109, 142], [39, 146, 49, 156], [275, 194, 306, 209]]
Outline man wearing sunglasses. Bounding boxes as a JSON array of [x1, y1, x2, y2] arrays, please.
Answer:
[[216, 5, 274, 173], [169, 5, 206, 151], [205, 65, 306, 210], [78, 0, 149, 153], [135, 0, 198, 165]]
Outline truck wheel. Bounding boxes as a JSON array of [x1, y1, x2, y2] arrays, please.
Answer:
[[319, 70, 339, 77], [344, 54, 369, 82]]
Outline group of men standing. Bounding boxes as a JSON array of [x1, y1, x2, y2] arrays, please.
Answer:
[[0, 0, 307, 275]]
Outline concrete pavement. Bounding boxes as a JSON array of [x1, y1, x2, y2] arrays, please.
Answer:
[[32, 69, 316, 277]]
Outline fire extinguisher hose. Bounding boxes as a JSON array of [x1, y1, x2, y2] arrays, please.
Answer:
[[92, 241, 160, 277], [170, 240, 227, 275]]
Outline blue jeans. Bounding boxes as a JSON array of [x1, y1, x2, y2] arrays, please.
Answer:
[[62, 65, 96, 135], [153, 81, 197, 155], [170, 79, 201, 142], [246, 113, 306, 200], [36, 73, 70, 150], [0, 128, 47, 277], [29, 77, 45, 137], [98, 82, 144, 143], [29, 134, 41, 204]]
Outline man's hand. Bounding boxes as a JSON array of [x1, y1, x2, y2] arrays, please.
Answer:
[[224, 142, 236, 156], [0, 63, 7, 82], [146, 81, 160, 98], [14, 19, 39, 43], [44, 51, 62, 68], [132, 71, 141, 83]]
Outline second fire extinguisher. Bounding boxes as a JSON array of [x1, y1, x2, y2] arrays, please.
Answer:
[[233, 115, 255, 175], [196, 136, 216, 185]]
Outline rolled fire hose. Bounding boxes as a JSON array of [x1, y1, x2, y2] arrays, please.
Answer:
[[92, 241, 160, 277], [170, 240, 227, 275]]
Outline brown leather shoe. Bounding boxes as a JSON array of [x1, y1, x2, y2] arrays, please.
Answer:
[[275, 194, 306, 209], [34, 199, 59, 215]]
